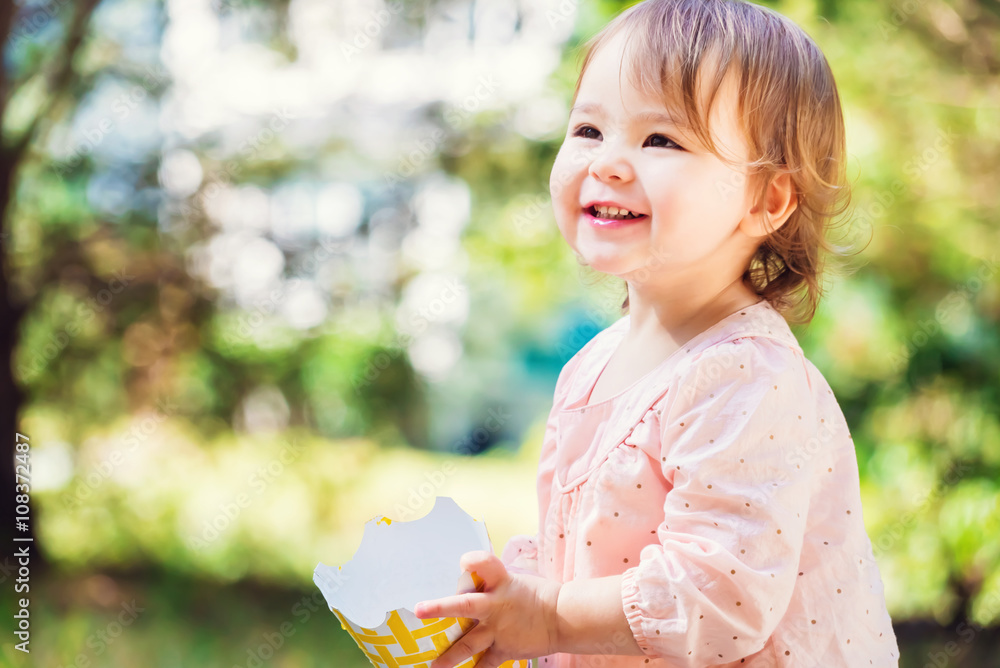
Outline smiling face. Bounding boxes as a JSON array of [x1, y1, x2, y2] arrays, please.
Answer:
[[549, 31, 763, 288]]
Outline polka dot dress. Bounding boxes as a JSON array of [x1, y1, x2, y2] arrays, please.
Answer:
[[501, 301, 900, 668]]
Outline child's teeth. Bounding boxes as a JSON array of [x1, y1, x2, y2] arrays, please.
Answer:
[[590, 205, 643, 220], [599, 206, 634, 217]]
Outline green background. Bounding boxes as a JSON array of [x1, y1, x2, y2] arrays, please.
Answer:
[[1, 0, 998, 665]]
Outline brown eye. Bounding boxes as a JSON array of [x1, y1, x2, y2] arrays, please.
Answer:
[[573, 125, 601, 140], [645, 133, 682, 150]]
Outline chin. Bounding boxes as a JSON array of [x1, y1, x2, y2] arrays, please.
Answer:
[[574, 252, 635, 277]]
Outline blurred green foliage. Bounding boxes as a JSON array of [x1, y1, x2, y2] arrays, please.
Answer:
[[2, 0, 999, 665]]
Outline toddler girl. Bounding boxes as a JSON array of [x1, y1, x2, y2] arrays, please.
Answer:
[[415, 1, 900, 666]]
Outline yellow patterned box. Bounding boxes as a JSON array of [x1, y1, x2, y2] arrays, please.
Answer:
[[314, 496, 530, 668]]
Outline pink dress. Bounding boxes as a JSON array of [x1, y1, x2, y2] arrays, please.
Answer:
[[501, 299, 899, 667]]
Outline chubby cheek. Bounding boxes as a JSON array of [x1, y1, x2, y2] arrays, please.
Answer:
[[667, 162, 744, 221], [549, 149, 575, 203], [685, 159, 751, 218], [549, 151, 581, 223]]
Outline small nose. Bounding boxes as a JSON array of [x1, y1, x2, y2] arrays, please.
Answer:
[[588, 140, 634, 183]]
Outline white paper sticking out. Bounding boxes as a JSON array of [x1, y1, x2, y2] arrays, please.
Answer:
[[313, 496, 493, 629]]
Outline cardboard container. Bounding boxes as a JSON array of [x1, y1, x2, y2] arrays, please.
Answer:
[[314, 496, 531, 668]]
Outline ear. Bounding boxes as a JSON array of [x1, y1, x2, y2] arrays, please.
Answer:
[[740, 171, 798, 238]]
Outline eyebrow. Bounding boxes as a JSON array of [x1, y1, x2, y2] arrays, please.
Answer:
[[569, 101, 692, 130]]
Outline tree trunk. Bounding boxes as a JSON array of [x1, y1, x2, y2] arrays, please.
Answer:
[[0, 153, 35, 561], [0, 0, 105, 565]]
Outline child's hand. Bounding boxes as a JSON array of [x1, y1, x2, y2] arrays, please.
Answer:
[[414, 550, 562, 668]]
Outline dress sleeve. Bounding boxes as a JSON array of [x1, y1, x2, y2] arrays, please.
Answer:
[[500, 534, 539, 576], [620, 337, 819, 665]]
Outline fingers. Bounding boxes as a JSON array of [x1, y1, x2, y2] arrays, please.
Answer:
[[414, 592, 490, 620], [472, 647, 507, 668], [459, 550, 509, 591], [429, 626, 494, 668]]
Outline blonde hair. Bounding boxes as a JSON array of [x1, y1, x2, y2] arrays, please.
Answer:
[[572, 0, 854, 325]]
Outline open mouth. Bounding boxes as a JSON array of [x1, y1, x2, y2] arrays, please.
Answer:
[[586, 205, 647, 222]]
